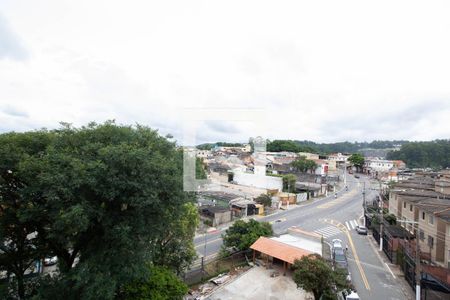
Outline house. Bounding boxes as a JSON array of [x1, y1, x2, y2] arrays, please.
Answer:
[[229, 197, 258, 217], [389, 173, 450, 269], [200, 206, 232, 226], [364, 158, 394, 173], [250, 227, 322, 275], [196, 149, 213, 158], [328, 153, 350, 166], [298, 152, 319, 160]]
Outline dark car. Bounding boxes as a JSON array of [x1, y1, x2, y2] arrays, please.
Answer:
[[356, 225, 368, 235], [333, 248, 348, 269], [354, 174, 360, 178]]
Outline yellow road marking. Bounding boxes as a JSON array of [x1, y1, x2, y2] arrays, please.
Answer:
[[323, 219, 371, 291]]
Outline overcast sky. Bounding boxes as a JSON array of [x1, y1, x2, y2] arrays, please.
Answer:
[[1, 0, 450, 144]]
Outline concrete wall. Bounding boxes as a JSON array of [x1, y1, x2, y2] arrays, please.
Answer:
[[214, 211, 232, 226], [233, 170, 283, 191]]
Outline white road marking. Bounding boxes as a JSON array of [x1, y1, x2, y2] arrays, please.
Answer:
[[351, 220, 357, 229], [345, 221, 351, 230], [385, 262, 396, 279], [314, 226, 342, 238]]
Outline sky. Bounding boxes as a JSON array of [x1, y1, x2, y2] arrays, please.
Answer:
[[1, 0, 450, 144]]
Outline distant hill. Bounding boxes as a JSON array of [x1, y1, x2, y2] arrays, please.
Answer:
[[196, 142, 244, 150], [386, 140, 450, 169], [266, 140, 409, 155], [196, 140, 410, 156]]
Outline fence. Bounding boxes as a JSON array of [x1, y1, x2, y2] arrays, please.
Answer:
[[183, 250, 250, 286]]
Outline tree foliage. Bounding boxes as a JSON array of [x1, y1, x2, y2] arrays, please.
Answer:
[[196, 142, 244, 150], [282, 174, 297, 193], [0, 122, 197, 299], [0, 131, 53, 299], [266, 139, 409, 155], [348, 153, 365, 171], [254, 194, 272, 207], [222, 219, 273, 251], [387, 140, 450, 169], [151, 202, 199, 274], [293, 254, 349, 300], [291, 156, 317, 173], [120, 265, 188, 300]]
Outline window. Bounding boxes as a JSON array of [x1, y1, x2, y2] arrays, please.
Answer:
[[422, 212, 425, 220], [410, 204, 413, 212], [403, 202, 406, 209], [419, 230, 425, 241], [428, 236, 434, 248], [429, 215, 434, 225]]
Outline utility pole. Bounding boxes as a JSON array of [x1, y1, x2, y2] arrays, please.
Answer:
[[344, 160, 347, 186], [362, 181, 366, 226]]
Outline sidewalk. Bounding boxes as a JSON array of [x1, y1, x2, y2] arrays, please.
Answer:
[[367, 234, 416, 300]]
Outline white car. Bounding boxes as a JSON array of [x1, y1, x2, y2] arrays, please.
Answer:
[[332, 239, 343, 250]]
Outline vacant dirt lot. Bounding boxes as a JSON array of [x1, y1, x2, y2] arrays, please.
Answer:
[[207, 265, 311, 300]]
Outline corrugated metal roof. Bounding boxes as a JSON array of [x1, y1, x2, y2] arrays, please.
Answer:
[[250, 237, 313, 264]]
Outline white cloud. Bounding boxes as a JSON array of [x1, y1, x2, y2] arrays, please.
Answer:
[[0, 0, 449, 143]]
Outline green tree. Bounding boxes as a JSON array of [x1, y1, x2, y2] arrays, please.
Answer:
[[254, 194, 272, 207], [1, 122, 198, 299], [292, 254, 349, 300], [151, 202, 199, 274], [120, 265, 188, 300], [0, 131, 52, 299], [222, 219, 273, 251], [196, 157, 207, 179], [348, 153, 365, 172], [282, 174, 297, 193], [291, 156, 318, 173], [387, 140, 450, 169]]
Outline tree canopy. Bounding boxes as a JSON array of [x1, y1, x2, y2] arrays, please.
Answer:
[[282, 174, 297, 193], [120, 265, 188, 300], [254, 194, 272, 207], [222, 219, 273, 251], [291, 156, 317, 173], [348, 153, 365, 171], [292, 254, 349, 300], [387, 140, 450, 169], [0, 122, 197, 299]]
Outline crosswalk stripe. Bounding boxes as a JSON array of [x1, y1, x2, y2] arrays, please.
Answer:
[[345, 221, 350, 230], [314, 226, 341, 238], [351, 220, 358, 229]]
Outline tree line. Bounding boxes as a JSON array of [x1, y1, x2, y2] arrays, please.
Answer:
[[0, 122, 199, 299], [266, 140, 408, 154], [386, 140, 450, 169]]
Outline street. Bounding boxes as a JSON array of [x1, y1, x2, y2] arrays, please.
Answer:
[[194, 175, 408, 300]]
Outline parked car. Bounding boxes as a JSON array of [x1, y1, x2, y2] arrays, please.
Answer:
[[333, 247, 348, 269], [332, 239, 343, 250], [356, 225, 368, 235], [332, 239, 348, 269], [354, 174, 360, 178], [44, 256, 58, 266]]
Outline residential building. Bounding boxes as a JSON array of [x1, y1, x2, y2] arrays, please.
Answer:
[[389, 172, 450, 269], [298, 152, 319, 160]]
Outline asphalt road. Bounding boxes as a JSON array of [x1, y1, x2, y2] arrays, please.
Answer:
[[194, 175, 407, 299]]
